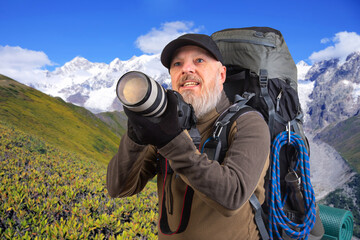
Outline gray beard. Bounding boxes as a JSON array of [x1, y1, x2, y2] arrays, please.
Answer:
[[181, 82, 222, 119]]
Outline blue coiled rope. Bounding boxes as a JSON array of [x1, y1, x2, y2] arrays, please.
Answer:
[[268, 131, 316, 240]]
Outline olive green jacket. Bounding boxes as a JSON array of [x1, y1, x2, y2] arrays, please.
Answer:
[[107, 91, 270, 239]]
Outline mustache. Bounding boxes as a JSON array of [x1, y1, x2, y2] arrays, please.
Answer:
[[179, 74, 203, 85]]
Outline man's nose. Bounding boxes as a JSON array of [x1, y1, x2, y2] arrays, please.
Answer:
[[182, 61, 195, 74]]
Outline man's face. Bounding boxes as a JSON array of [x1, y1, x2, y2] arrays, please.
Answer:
[[169, 45, 226, 118]]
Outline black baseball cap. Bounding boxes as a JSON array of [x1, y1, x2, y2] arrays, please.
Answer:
[[160, 33, 224, 69]]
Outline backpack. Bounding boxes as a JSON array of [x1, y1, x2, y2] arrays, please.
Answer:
[[209, 27, 324, 240]]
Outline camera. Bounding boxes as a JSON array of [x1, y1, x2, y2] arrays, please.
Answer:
[[116, 71, 196, 130], [116, 71, 167, 118]]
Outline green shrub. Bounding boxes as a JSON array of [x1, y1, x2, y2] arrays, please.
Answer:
[[0, 123, 158, 239]]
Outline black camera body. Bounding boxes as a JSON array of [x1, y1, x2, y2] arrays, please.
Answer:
[[171, 90, 196, 131]]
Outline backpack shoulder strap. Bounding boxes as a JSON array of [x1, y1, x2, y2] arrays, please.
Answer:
[[216, 105, 255, 162], [202, 94, 255, 163], [250, 194, 270, 240], [214, 94, 270, 240], [215, 93, 258, 163]]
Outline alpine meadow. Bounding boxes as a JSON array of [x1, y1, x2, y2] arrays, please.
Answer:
[[0, 74, 158, 239]]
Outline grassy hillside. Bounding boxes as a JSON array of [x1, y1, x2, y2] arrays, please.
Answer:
[[96, 111, 127, 138], [0, 74, 122, 164], [0, 122, 158, 239], [316, 113, 360, 173]]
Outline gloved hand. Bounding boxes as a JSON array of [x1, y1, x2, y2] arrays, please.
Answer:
[[126, 120, 144, 145], [124, 90, 193, 148]]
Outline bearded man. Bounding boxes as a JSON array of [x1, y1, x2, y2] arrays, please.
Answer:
[[106, 34, 270, 239]]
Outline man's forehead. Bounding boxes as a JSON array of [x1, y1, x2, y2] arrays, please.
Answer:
[[172, 45, 215, 60]]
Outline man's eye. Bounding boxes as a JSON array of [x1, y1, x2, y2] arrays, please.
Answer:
[[196, 58, 204, 63], [173, 62, 181, 67]]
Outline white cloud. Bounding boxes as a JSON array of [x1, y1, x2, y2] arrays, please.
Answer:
[[84, 87, 116, 112], [0, 45, 54, 84], [135, 21, 201, 54], [320, 38, 330, 44], [309, 31, 360, 63]]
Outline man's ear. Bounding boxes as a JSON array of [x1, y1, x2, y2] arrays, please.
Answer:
[[220, 64, 226, 84]]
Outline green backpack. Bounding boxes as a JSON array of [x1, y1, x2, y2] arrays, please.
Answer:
[[210, 27, 324, 240]]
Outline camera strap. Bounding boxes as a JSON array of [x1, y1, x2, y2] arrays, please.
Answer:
[[158, 126, 201, 235], [159, 158, 194, 235]]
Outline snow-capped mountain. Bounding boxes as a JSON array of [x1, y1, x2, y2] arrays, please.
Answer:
[[297, 60, 312, 81], [32, 54, 171, 113], [306, 51, 360, 130], [33, 56, 315, 115], [32, 51, 360, 133], [296, 60, 315, 124]]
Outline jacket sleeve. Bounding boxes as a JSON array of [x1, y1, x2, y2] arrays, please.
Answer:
[[158, 111, 270, 217], [106, 133, 158, 198]]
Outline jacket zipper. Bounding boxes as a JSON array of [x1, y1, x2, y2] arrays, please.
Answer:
[[276, 89, 283, 112]]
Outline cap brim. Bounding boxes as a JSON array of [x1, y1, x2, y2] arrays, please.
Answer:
[[161, 38, 214, 69]]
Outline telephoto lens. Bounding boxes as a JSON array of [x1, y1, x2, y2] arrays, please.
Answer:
[[116, 71, 167, 117]]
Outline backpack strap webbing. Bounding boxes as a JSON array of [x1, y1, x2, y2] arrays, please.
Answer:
[[250, 194, 270, 240], [259, 69, 276, 139]]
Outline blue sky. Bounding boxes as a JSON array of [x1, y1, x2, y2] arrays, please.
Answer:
[[1, 0, 360, 72]]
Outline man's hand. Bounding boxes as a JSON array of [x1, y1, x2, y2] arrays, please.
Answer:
[[124, 90, 189, 148]]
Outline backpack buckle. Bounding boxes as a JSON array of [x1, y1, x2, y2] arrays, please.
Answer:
[[259, 69, 268, 89], [229, 105, 241, 113]]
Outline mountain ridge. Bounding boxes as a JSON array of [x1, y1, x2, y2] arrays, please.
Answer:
[[0, 74, 122, 164], [305, 51, 360, 131], [316, 113, 360, 173], [32, 54, 171, 113]]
